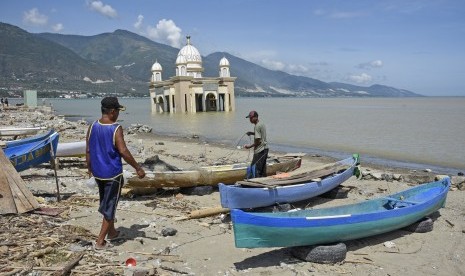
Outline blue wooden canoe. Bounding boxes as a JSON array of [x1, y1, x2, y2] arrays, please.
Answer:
[[3, 131, 59, 172], [4, 130, 55, 148], [219, 155, 359, 209], [231, 177, 450, 248]]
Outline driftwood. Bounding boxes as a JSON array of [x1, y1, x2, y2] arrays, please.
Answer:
[[176, 206, 230, 220], [53, 253, 84, 276], [31, 247, 54, 258], [0, 214, 117, 275], [125, 251, 181, 262], [160, 265, 189, 274], [445, 219, 455, 227], [344, 259, 374, 265]]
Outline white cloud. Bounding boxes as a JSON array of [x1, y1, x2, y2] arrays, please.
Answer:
[[313, 9, 326, 16], [330, 11, 367, 19], [146, 19, 182, 48], [261, 59, 286, 71], [260, 59, 309, 75], [314, 9, 366, 19], [348, 73, 373, 84], [23, 8, 48, 26], [134, 15, 144, 30], [87, 0, 117, 19], [287, 64, 309, 75], [52, 23, 64, 32], [357, 60, 383, 69]]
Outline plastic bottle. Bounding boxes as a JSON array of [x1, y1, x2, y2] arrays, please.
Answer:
[[86, 177, 96, 188], [123, 170, 133, 185]]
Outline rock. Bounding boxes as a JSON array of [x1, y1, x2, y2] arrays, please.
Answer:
[[320, 187, 350, 199], [139, 125, 152, 133], [272, 203, 292, 212], [457, 183, 465, 191], [161, 227, 177, 237], [402, 174, 436, 184], [181, 186, 214, 196], [143, 155, 180, 171], [371, 172, 383, 180], [127, 123, 152, 134], [435, 174, 449, 181], [450, 176, 465, 185], [123, 266, 153, 276], [381, 173, 394, 182], [220, 214, 231, 223], [383, 241, 396, 248], [424, 169, 432, 173]]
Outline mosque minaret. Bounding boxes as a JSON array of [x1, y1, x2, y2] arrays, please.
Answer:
[[149, 36, 236, 113]]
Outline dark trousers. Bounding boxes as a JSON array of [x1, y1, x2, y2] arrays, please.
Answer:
[[96, 175, 123, 220], [251, 149, 269, 178]]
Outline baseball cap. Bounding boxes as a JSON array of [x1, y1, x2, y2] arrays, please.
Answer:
[[246, 110, 258, 118], [101, 97, 126, 111]]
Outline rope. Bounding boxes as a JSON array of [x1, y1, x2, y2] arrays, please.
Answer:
[[216, 133, 250, 163]]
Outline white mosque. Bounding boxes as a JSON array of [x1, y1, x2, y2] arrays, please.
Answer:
[[149, 36, 236, 113]]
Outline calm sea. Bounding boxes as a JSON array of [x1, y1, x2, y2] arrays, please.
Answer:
[[35, 97, 464, 175]]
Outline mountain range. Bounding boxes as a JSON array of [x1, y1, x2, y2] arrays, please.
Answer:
[[0, 22, 421, 98]]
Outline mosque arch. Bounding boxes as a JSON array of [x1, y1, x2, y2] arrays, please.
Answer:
[[205, 92, 217, 111]]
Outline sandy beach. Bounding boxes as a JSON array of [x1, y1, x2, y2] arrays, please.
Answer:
[[1, 106, 464, 276]]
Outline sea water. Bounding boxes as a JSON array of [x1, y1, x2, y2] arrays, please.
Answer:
[[34, 97, 465, 175]]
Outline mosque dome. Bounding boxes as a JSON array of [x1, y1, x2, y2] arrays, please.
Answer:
[[219, 56, 230, 67], [178, 36, 202, 63], [176, 54, 187, 65], [151, 61, 162, 71]]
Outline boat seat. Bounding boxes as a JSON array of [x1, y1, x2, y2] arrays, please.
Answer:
[[386, 197, 420, 205], [383, 197, 419, 210]]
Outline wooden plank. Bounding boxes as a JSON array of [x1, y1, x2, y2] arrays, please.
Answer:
[[6, 174, 28, 213], [237, 163, 349, 187], [0, 150, 39, 209], [235, 182, 278, 188], [0, 163, 17, 214], [282, 153, 307, 158], [0, 150, 39, 213]]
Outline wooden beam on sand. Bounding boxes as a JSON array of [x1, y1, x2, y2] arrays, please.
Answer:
[[0, 150, 39, 214], [176, 206, 230, 220]]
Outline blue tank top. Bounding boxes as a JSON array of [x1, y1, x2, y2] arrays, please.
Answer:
[[88, 120, 123, 179]]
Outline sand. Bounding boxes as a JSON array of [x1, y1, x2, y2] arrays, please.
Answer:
[[1, 106, 464, 276]]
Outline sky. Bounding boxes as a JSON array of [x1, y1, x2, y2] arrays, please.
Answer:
[[1, 0, 464, 96]]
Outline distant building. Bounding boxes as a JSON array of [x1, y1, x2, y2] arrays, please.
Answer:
[[149, 36, 236, 113]]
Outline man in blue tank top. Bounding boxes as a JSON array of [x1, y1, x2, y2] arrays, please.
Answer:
[[86, 96, 145, 250]]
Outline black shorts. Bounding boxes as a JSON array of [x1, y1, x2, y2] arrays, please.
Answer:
[[96, 175, 123, 220]]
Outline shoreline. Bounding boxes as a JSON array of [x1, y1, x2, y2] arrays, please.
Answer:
[[58, 113, 463, 176], [130, 129, 462, 177]]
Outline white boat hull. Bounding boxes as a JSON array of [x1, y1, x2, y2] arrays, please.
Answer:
[[0, 127, 46, 137], [56, 141, 86, 157]]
